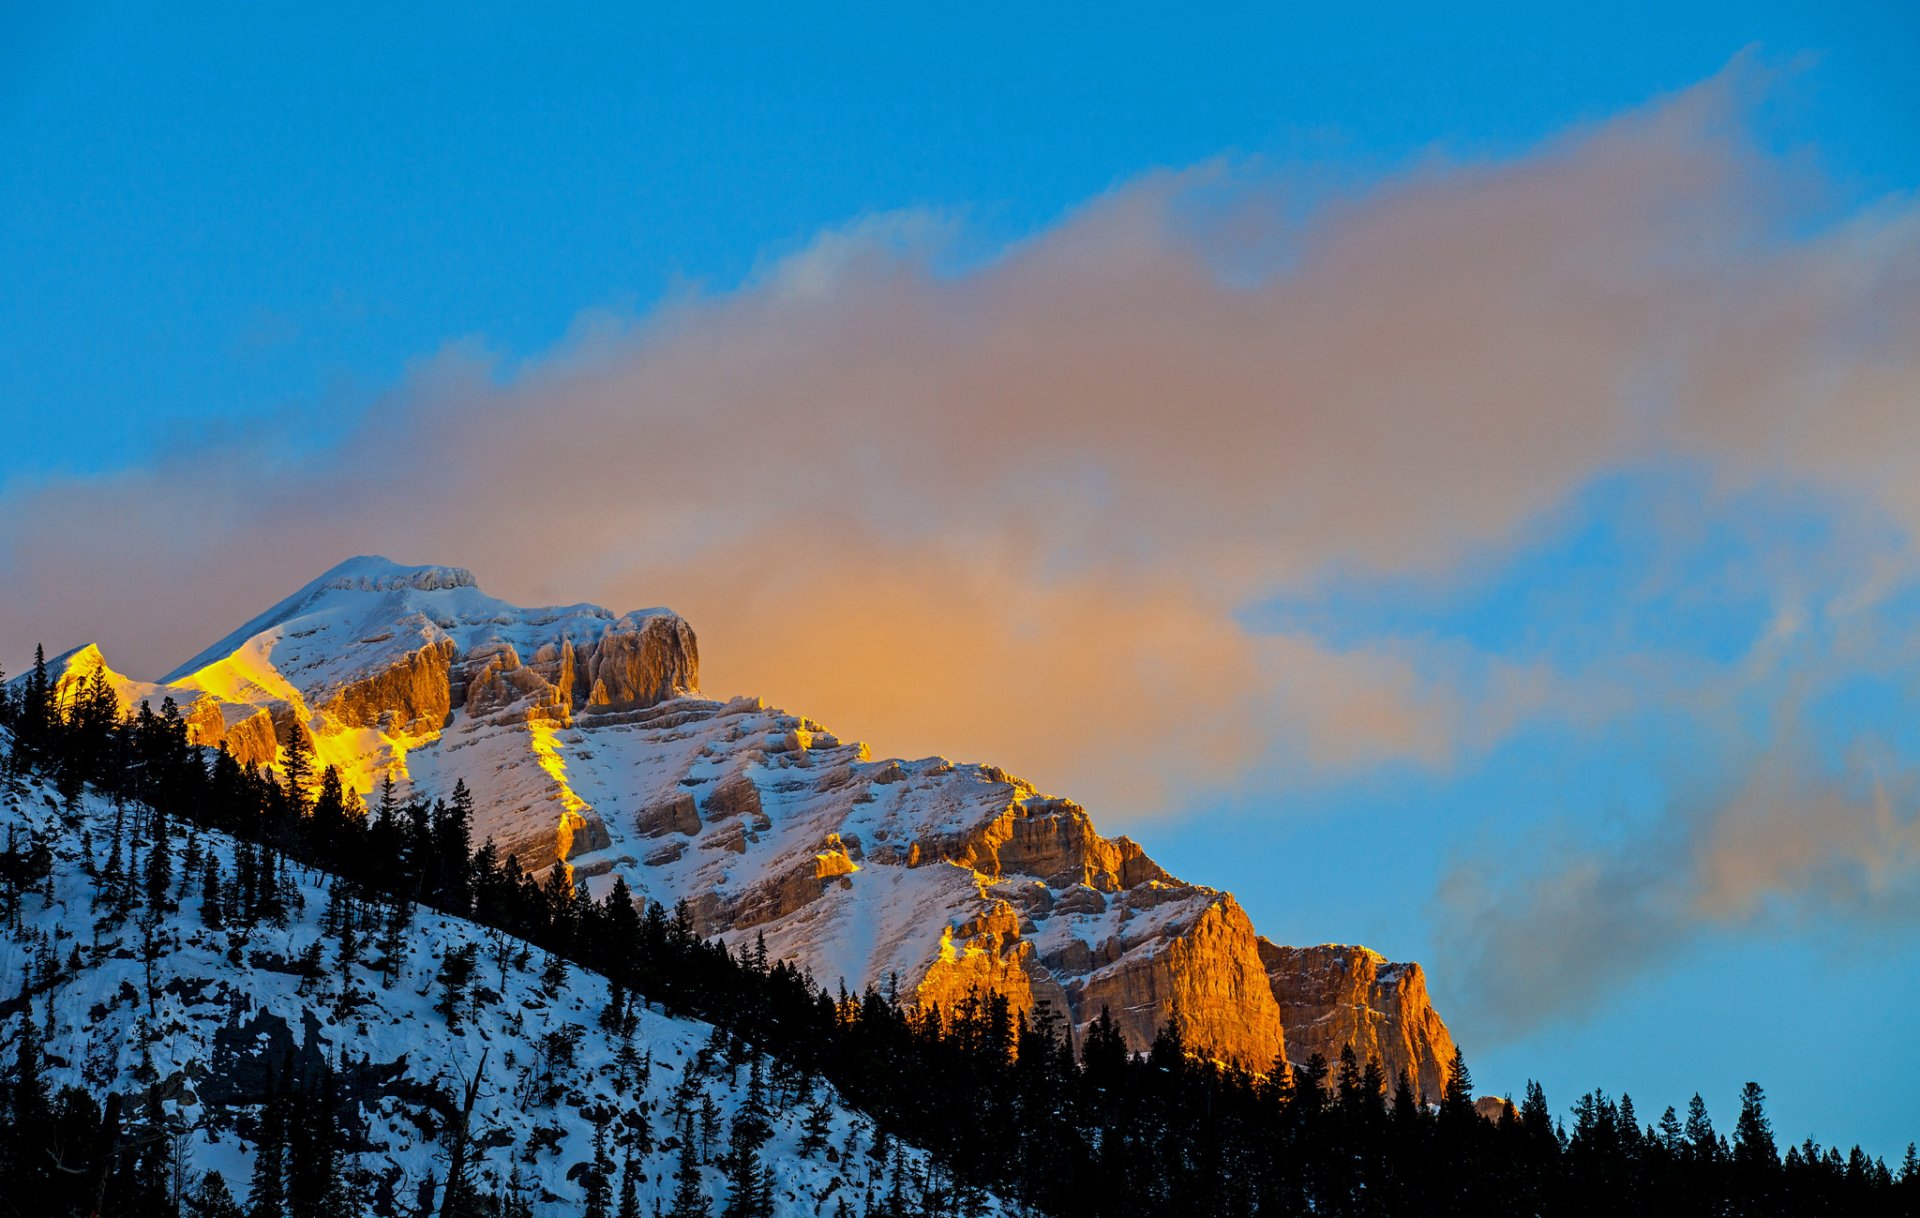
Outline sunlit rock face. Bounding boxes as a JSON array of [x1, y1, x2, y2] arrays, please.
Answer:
[[581, 614, 700, 713], [1258, 942, 1457, 1103], [1065, 890, 1289, 1064], [318, 638, 457, 735], [23, 556, 1453, 1084]]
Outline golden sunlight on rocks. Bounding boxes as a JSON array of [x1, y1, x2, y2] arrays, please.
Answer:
[[1259, 942, 1458, 1101]]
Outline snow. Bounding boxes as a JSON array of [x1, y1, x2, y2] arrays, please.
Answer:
[[0, 750, 1014, 1217]]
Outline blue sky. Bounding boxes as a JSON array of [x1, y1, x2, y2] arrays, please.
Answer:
[[6, 1, 1920, 1159], [6, 2, 1914, 483]]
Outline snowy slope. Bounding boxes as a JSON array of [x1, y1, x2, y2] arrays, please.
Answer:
[[0, 750, 1012, 1217]]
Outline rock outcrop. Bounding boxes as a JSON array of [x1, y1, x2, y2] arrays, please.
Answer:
[[1068, 891, 1289, 1065], [317, 637, 456, 735], [186, 700, 281, 769], [581, 614, 700, 712], [1258, 941, 1457, 1101], [20, 555, 1457, 1088]]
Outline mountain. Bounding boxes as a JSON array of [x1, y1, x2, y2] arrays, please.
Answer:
[[36, 555, 1456, 1096], [0, 740, 1000, 1216]]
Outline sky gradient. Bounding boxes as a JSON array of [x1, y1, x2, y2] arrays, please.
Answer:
[[4, 3, 1919, 1158]]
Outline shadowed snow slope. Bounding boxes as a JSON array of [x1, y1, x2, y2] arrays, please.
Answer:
[[0, 754, 1008, 1216]]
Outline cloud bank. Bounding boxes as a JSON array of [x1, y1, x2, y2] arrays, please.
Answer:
[[4, 62, 1920, 1025]]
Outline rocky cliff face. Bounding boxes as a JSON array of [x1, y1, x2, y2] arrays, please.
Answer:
[[27, 556, 1455, 1090], [1258, 941, 1457, 1102], [319, 637, 457, 735]]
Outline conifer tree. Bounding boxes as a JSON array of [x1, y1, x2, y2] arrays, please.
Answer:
[[144, 807, 173, 911], [435, 943, 479, 1030], [1733, 1081, 1776, 1168], [584, 1116, 614, 1218], [723, 1102, 772, 1218], [248, 1073, 286, 1218], [280, 729, 313, 818], [194, 1171, 247, 1218], [1652, 1106, 1681, 1158], [616, 1147, 640, 1218], [670, 1112, 711, 1218], [800, 1093, 834, 1157], [1442, 1046, 1476, 1121], [1685, 1093, 1719, 1163]]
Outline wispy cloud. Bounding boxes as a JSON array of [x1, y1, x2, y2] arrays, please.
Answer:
[[1436, 711, 1920, 1039]]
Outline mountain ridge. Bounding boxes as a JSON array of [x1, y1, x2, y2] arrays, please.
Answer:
[[25, 555, 1457, 1096]]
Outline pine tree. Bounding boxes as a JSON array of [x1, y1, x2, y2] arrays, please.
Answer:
[[194, 1171, 247, 1218], [435, 943, 479, 1030], [800, 1093, 834, 1157], [380, 896, 413, 988], [1520, 1079, 1556, 1149], [541, 951, 568, 995], [670, 1113, 711, 1218], [584, 1116, 615, 1218], [279, 729, 313, 822], [1685, 1094, 1719, 1163], [248, 1073, 286, 1218], [1442, 1046, 1475, 1117], [723, 1103, 771, 1218], [1658, 1106, 1684, 1153], [144, 807, 173, 911], [1733, 1080, 1778, 1178], [9, 985, 50, 1129], [699, 1092, 723, 1162], [614, 1146, 641, 1218]]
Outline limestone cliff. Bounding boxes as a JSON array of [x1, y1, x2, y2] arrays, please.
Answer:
[[1258, 940, 1457, 1102], [580, 614, 700, 712], [317, 637, 456, 735], [1066, 891, 1289, 1065]]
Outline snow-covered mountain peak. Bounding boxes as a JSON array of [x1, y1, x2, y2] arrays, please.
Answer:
[[159, 555, 649, 688], [20, 559, 1455, 1094], [316, 554, 480, 593]]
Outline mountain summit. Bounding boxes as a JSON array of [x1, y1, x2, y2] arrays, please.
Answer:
[[40, 556, 1456, 1094]]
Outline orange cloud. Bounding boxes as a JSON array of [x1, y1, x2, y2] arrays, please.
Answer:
[[2, 61, 1916, 824]]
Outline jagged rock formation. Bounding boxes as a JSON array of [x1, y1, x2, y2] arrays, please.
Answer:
[[1258, 942, 1458, 1101], [26, 556, 1456, 1087]]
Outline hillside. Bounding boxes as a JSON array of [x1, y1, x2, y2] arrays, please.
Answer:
[[0, 736, 1006, 1218]]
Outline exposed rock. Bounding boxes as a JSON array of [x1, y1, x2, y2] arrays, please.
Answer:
[[643, 841, 687, 867], [460, 642, 558, 721], [555, 809, 610, 864], [1258, 941, 1457, 1103], [580, 614, 699, 711], [317, 638, 456, 736], [702, 821, 748, 854], [636, 793, 701, 838], [1052, 886, 1107, 916], [702, 773, 763, 820], [728, 845, 861, 929], [920, 795, 1172, 892], [915, 901, 1072, 1027], [182, 699, 280, 769], [1068, 893, 1288, 1067], [1475, 1096, 1517, 1124]]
